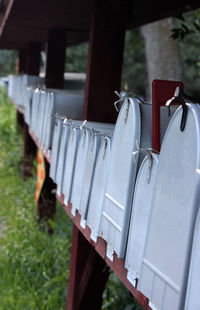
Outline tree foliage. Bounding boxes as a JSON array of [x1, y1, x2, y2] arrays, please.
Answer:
[[0, 50, 17, 76]]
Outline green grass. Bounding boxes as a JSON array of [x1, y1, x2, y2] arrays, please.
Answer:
[[0, 87, 143, 310], [0, 88, 72, 310]]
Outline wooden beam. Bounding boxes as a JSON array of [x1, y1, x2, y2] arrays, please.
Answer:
[[45, 28, 66, 89], [83, 0, 126, 123]]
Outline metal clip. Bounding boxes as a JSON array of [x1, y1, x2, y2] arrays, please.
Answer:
[[166, 95, 188, 132], [114, 90, 145, 113], [80, 120, 87, 130], [133, 142, 159, 183]]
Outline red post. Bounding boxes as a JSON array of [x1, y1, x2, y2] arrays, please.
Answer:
[[18, 49, 27, 74], [45, 29, 66, 89], [26, 42, 41, 76], [83, 0, 126, 123]]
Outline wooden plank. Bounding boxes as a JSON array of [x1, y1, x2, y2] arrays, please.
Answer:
[[45, 28, 66, 89], [83, 0, 126, 123]]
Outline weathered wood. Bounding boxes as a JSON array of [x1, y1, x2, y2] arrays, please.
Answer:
[[83, 0, 126, 123], [45, 28, 66, 89]]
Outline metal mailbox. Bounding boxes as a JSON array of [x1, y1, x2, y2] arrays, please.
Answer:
[[138, 103, 200, 310], [56, 120, 72, 196], [24, 87, 34, 126], [70, 122, 114, 217], [184, 202, 200, 310], [49, 118, 63, 182], [62, 126, 81, 206], [99, 97, 142, 261], [31, 88, 42, 135], [125, 153, 159, 287], [21, 75, 44, 108], [99, 96, 177, 262], [79, 130, 102, 229], [87, 136, 112, 242], [70, 127, 91, 216], [42, 89, 84, 151]]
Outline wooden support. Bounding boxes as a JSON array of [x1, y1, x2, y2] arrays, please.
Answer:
[[26, 42, 41, 75], [83, 0, 126, 123], [37, 159, 56, 234], [22, 122, 37, 179], [18, 49, 27, 74], [66, 225, 110, 310], [16, 50, 27, 131], [45, 29, 66, 89]]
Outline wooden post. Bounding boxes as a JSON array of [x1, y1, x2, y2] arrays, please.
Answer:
[[45, 28, 66, 89], [26, 42, 41, 75], [16, 50, 26, 132], [18, 49, 27, 74], [22, 123, 37, 179], [21, 43, 41, 179], [83, 0, 126, 123]]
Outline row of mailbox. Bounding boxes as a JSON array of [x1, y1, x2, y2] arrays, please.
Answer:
[[49, 96, 200, 310], [8, 74, 85, 152], [8, 74, 200, 310]]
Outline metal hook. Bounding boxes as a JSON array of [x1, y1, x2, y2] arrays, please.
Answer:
[[175, 87, 200, 104], [133, 145, 159, 183], [166, 95, 188, 132], [114, 90, 145, 113]]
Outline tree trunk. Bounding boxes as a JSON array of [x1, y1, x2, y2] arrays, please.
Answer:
[[140, 17, 183, 100]]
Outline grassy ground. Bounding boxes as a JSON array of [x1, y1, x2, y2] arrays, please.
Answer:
[[0, 87, 143, 310], [0, 88, 72, 310]]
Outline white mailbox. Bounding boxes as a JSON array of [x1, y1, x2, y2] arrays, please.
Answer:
[[100, 98, 141, 261], [138, 103, 200, 310], [125, 153, 159, 286], [79, 131, 102, 229], [184, 198, 200, 310], [87, 136, 112, 242]]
